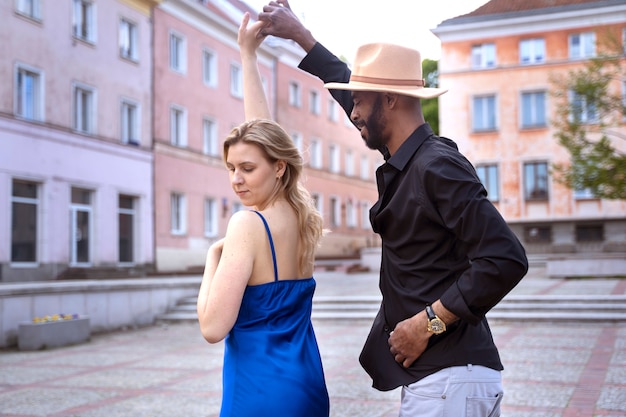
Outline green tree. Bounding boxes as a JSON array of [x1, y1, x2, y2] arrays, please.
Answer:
[[550, 29, 626, 200], [422, 59, 440, 134]]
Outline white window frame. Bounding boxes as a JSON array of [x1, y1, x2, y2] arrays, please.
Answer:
[[170, 104, 187, 147], [70, 188, 93, 266], [11, 179, 40, 265], [230, 63, 243, 98], [472, 94, 497, 132], [72, 0, 96, 43], [360, 201, 370, 230], [329, 143, 340, 173], [289, 81, 301, 107], [569, 32, 596, 59], [520, 38, 545, 64], [291, 132, 303, 153], [476, 164, 499, 202], [73, 82, 96, 134], [330, 196, 341, 227], [345, 149, 354, 177], [204, 198, 218, 237], [202, 48, 217, 88], [202, 117, 218, 156], [346, 199, 356, 228], [169, 31, 186, 73], [119, 18, 138, 62], [524, 161, 549, 201], [520, 90, 547, 128], [16, 0, 41, 20], [121, 98, 140, 145], [170, 193, 186, 235], [328, 99, 338, 122], [309, 138, 322, 169], [471, 43, 496, 69], [15, 63, 44, 121], [309, 89, 320, 115], [360, 155, 369, 180], [569, 90, 598, 124]]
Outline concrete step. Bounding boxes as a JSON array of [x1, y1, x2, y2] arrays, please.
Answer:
[[157, 294, 626, 323]]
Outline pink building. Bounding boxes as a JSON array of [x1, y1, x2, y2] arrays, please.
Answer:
[[152, 0, 378, 272], [0, 0, 157, 281]]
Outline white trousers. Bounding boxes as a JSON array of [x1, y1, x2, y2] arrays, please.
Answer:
[[399, 365, 503, 417]]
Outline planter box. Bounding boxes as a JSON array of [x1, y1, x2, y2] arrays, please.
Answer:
[[18, 317, 90, 351]]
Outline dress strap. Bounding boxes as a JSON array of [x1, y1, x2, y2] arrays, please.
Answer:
[[252, 211, 279, 282]]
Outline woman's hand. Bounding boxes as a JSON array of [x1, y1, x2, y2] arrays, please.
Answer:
[[238, 12, 266, 59]]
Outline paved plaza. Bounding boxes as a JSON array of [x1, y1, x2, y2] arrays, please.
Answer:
[[1, 267, 626, 417]]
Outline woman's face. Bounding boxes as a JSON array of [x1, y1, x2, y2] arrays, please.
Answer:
[[226, 142, 281, 208]]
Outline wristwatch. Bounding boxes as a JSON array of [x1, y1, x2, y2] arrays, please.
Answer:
[[426, 305, 447, 335]]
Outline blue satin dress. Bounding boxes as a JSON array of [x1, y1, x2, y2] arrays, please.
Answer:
[[219, 211, 330, 417]]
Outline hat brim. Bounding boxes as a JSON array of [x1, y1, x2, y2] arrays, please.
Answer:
[[324, 81, 447, 99]]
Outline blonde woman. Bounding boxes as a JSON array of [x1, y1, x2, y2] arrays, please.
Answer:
[[196, 12, 329, 417]]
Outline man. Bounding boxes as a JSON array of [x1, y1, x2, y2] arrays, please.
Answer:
[[259, 2, 529, 416]]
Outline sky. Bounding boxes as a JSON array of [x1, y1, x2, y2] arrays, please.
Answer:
[[244, 0, 491, 61]]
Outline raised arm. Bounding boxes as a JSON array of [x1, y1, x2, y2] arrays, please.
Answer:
[[238, 12, 270, 120]]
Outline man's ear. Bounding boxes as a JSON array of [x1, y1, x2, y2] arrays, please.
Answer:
[[384, 93, 399, 108]]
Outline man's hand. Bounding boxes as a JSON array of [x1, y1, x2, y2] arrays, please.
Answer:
[[257, 0, 316, 52], [388, 311, 431, 368]]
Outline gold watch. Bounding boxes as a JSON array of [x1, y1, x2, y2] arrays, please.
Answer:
[[426, 305, 447, 335]]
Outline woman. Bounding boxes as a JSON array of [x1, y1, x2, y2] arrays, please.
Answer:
[[196, 13, 330, 417]]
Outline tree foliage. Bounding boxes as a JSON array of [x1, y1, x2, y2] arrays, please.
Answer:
[[422, 59, 440, 135], [550, 29, 626, 200]]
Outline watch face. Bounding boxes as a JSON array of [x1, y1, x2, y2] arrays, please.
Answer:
[[429, 318, 446, 334]]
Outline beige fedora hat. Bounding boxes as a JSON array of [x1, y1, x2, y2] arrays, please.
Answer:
[[324, 43, 447, 99]]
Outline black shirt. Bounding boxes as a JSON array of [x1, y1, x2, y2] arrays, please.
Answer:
[[300, 43, 529, 391]]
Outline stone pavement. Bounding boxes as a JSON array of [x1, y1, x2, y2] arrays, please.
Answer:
[[1, 267, 626, 417]]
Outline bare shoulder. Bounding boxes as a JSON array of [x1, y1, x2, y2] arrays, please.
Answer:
[[224, 210, 265, 243]]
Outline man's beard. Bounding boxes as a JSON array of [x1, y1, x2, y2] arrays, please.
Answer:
[[362, 95, 386, 152]]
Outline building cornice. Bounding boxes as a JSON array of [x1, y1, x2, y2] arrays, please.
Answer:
[[432, 3, 626, 42]]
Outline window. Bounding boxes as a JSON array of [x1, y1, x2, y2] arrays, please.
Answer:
[[118, 195, 135, 263], [70, 187, 93, 265], [230, 63, 242, 98], [360, 155, 369, 180], [204, 198, 217, 237], [472, 95, 496, 131], [11, 179, 39, 263], [73, 0, 95, 43], [575, 224, 603, 242], [119, 18, 138, 61], [202, 48, 217, 87], [521, 91, 546, 128], [170, 105, 187, 147], [524, 226, 551, 244], [328, 99, 338, 122], [202, 117, 217, 155], [329, 144, 340, 173], [471, 43, 496, 68], [570, 91, 598, 124], [309, 139, 322, 169], [291, 132, 303, 153], [16, 65, 43, 121], [346, 199, 356, 228], [16, 0, 41, 19], [73, 83, 95, 134], [574, 186, 595, 200], [520, 38, 545, 64], [121, 99, 139, 144], [312, 193, 323, 218], [476, 164, 499, 201], [171, 193, 186, 234], [569, 32, 595, 59], [169, 32, 186, 73], [309, 90, 320, 115], [330, 197, 341, 227], [360, 202, 370, 230], [345, 149, 354, 177], [289, 81, 301, 107], [524, 162, 549, 201]]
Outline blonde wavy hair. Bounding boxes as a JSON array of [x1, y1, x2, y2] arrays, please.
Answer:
[[223, 119, 325, 275]]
